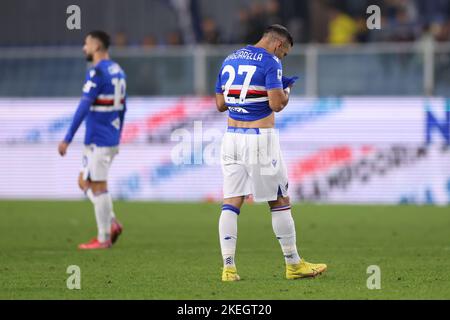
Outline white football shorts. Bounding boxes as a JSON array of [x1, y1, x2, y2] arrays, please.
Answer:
[[81, 144, 119, 182], [221, 127, 289, 202]]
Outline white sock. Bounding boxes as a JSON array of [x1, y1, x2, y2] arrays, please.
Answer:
[[85, 188, 96, 203], [92, 191, 113, 242], [271, 206, 301, 265], [86, 189, 115, 222], [219, 205, 240, 267]]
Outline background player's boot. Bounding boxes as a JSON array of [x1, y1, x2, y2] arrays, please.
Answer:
[[110, 218, 123, 244], [286, 260, 327, 280], [78, 238, 112, 250], [222, 266, 240, 282]]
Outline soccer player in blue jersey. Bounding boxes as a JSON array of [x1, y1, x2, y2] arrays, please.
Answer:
[[58, 31, 126, 250], [215, 25, 327, 280]]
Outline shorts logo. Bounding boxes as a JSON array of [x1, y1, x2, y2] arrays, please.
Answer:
[[82, 155, 88, 167], [272, 159, 277, 167]]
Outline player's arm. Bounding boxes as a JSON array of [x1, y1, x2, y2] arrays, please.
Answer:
[[58, 97, 94, 156], [118, 100, 126, 138], [265, 58, 289, 112], [58, 69, 101, 156], [117, 74, 127, 136], [215, 93, 228, 112], [214, 68, 228, 112], [267, 88, 289, 113]]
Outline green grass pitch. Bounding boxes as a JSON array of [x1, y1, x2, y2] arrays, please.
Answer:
[[0, 200, 449, 299]]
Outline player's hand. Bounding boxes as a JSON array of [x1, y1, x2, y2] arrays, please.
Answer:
[[58, 141, 69, 157], [282, 76, 299, 89]]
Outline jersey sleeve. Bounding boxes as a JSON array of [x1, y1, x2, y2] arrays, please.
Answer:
[[82, 68, 102, 101], [215, 68, 223, 94], [63, 97, 92, 143], [265, 56, 283, 90]]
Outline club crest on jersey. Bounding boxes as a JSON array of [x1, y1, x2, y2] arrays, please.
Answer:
[[228, 106, 249, 113], [108, 63, 122, 75], [111, 117, 121, 130], [82, 80, 97, 93]]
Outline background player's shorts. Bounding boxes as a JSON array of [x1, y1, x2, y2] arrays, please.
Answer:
[[81, 144, 119, 182], [221, 127, 289, 202]]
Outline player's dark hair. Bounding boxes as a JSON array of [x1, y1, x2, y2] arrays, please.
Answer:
[[264, 24, 293, 47], [87, 30, 111, 50]]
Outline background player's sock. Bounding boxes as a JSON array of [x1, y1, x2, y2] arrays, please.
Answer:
[[103, 192, 116, 221], [219, 204, 240, 267], [93, 191, 113, 242], [86, 188, 116, 221], [271, 206, 301, 265], [85, 188, 96, 203]]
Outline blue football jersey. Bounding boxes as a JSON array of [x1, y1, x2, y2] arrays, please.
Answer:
[[82, 59, 127, 146], [215, 45, 283, 121]]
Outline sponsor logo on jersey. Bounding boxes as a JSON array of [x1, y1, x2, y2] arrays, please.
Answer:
[[228, 106, 249, 113]]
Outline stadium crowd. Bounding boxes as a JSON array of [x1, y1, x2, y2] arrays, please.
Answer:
[[113, 0, 450, 47], [1, 0, 449, 47]]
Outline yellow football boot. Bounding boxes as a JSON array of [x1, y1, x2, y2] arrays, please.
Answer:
[[222, 266, 241, 282], [286, 260, 327, 280]]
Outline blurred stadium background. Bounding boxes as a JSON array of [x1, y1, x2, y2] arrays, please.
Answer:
[[0, 0, 449, 205], [2, 0, 450, 301]]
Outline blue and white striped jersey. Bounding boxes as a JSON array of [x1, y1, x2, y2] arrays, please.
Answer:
[[64, 59, 127, 147], [82, 59, 126, 146], [215, 45, 283, 121]]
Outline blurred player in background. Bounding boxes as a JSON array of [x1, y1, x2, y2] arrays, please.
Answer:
[[58, 31, 126, 250], [215, 25, 327, 281]]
